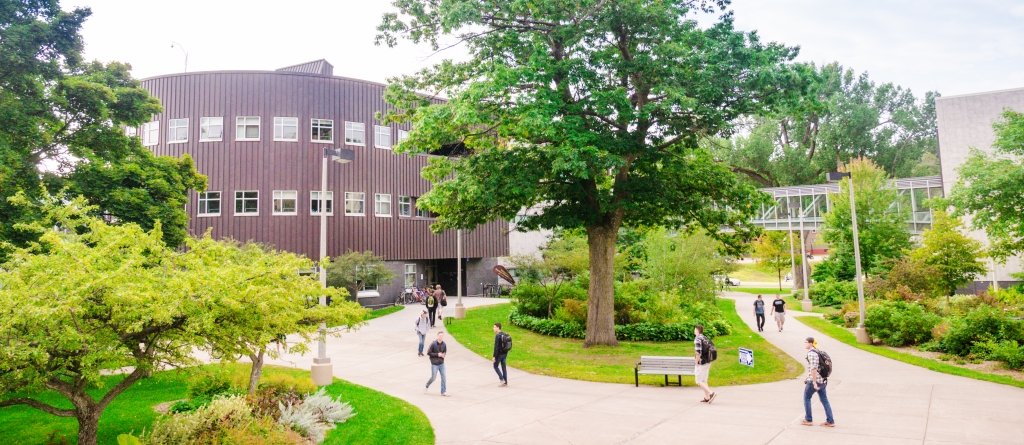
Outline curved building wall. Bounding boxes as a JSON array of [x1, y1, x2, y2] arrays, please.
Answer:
[[140, 70, 508, 268]]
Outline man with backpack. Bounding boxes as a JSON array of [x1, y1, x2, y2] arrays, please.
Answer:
[[492, 322, 512, 386], [434, 284, 447, 321], [693, 324, 716, 403], [425, 289, 438, 327], [802, 336, 835, 427]]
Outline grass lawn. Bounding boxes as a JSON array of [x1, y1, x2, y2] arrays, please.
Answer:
[[797, 316, 1024, 389], [731, 287, 790, 296], [0, 364, 433, 445], [446, 299, 802, 387], [783, 295, 839, 316], [728, 262, 779, 283], [367, 304, 405, 320]]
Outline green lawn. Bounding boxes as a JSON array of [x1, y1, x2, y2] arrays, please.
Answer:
[[728, 262, 780, 283], [366, 304, 405, 320], [0, 364, 433, 445], [797, 316, 1024, 389], [731, 287, 790, 296], [446, 299, 802, 386]]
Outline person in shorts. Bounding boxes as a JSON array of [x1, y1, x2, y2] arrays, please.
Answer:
[[770, 295, 786, 332], [693, 324, 716, 403]]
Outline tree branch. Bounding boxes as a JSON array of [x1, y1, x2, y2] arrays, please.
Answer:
[[0, 398, 75, 417]]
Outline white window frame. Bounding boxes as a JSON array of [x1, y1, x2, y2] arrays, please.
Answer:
[[403, 264, 416, 288], [197, 191, 221, 217], [374, 193, 392, 217], [374, 125, 392, 149], [311, 118, 334, 143], [168, 118, 189, 143], [397, 129, 409, 143], [142, 121, 159, 146], [272, 190, 298, 215], [344, 121, 366, 146], [199, 116, 223, 142], [345, 192, 365, 216], [398, 196, 412, 217], [273, 117, 298, 142], [234, 190, 259, 216], [310, 191, 334, 216], [236, 116, 261, 141]]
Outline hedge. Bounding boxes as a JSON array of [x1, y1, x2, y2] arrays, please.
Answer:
[[509, 308, 730, 342]]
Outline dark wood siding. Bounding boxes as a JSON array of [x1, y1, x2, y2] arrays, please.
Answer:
[[142, 71, 508, 261]]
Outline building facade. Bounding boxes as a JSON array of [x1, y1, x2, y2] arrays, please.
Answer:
[[140, 60, 509, 305], [936, 87, 1024, 289]]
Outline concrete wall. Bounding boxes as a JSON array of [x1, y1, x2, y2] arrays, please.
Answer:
[[936, 87, 1024, 285]]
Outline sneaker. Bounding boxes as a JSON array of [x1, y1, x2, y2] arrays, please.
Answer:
[[706, 392, 717, 404], [801, 420, 813, 426], [820, 422, 835, 428], [500, 382, 508, 387], [441, 393, 450, 397]]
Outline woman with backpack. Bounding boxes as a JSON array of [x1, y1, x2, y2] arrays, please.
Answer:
[[434, 284, 447, 321], [802, 336, 835, 427]]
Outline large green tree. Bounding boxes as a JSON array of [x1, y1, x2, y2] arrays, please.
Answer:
[[910, 210, 987, 297], [752, 231, 794, 291], [377, 0, 796, 345], [0, 0, 204, 259], [951, 110, 1024, 261], [816, 158, 911, 281], [715, 63, 939, 187]]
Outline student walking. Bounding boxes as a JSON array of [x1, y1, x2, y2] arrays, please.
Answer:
[[425, 331, 449, 396], [770, 295, 786, 332], [434, 284, 447, 321], [415, 310, 430, 356], [492, 322, 511, 386], [753, 295, 766, 332], [425, 290, 438, 327], [693, 324, 716, 403], [802, 337, 835, 427]]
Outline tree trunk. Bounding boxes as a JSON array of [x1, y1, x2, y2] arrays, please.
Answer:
[[778, 268, 783, 291], [248, 349, 265, 395], [585, 222, 620, 347], [75, 406, 101, 445]]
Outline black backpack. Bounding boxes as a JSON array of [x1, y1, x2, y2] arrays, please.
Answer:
[[813, 349, 832, 380], [701, 336, 717, 363], [499, 332, 513, 353]]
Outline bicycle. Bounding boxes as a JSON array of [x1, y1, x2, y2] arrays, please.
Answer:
[[394, 288, 416, 305]]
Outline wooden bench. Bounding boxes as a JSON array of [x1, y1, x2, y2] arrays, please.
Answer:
[[635, 356, 695, 387]]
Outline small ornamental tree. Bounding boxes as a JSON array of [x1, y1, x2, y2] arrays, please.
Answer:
[[326, 250, 396, 300], [910, 210, 987, 297], [186, 237, 368, 394], [378, 0, 797, 345], [642, 228, 725, 298], [752, 231, 793, 291]]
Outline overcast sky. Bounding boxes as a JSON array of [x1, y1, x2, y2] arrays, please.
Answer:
[[64, 0, 1024, 97]]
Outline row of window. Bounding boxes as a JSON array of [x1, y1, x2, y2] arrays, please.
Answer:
[[140, 117, 408, 148], [197, 191, 432, 218]]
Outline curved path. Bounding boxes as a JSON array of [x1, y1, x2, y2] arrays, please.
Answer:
[[267, 295, 1024, 444]]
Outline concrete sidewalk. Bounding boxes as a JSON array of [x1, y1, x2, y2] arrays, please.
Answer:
[[267, 296, 1024, 444]]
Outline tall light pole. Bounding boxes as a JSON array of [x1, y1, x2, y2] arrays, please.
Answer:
[[454, 229, 466, 318], [311, 147, 355, 386], [170, 41, 188, 72], [828, 171, 870, 344]]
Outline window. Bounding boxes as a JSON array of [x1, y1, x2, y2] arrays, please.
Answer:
[[197, 191, 221, 216], [362, 280, 378, 291], [236, 116, 261, 141], [124, 126, 138, 138], [272, 190, 297, 215], [310, 191, 333, 215], [311, 119, 333, 143], [168, 118, 188, 143], [398, 196, 412, 217], [374, 193, 391, 217], [142, 121, 159, 146], [415, 198, 433, 218], [397, 129, 409, 143], [344, 192, 365, 216], [374, 125, 392, 149], [234, 190, 259, 215], [274, 117, 298, 141], [344, 121, 365, 145], [200, 117, 223, 141], [404, 264, 416, 288]]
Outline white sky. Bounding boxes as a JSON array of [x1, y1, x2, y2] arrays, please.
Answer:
[[64, 0, 1024, 97]]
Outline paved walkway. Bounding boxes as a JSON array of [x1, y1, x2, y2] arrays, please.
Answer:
[[267, 295, 1024, 444]]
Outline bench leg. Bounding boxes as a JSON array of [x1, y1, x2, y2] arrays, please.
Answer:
[[664, 374, 668, 386], [677, 375, 682, 386], [635, 369, 639, 387]]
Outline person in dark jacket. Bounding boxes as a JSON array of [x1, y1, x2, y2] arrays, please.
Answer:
[[425, 290, 438, 327], [425, 331, 448, 396], [492, 322, 509, 386]]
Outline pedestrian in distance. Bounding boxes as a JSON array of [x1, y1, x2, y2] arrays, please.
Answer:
[[434, 284, 447, 321], [693, 324, 716, 403], [754, 294, 766, 332], [415, 310, 430, 356], [425, 290, 438, 327], [492, 322, 512, 386], [802, 337, 835, 427], [770, 294, 786, 332], [425, 331, 449, 396]]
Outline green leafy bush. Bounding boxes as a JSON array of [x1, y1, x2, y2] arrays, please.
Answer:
[[975, 340, 1024, 370], [509, 308, 729, 341], [510, 283, 561, 318], [553, 298, 587, 325], [939, 305, 1024, 356], [809, 280, 858, 307], [864, 301, 940, 346]]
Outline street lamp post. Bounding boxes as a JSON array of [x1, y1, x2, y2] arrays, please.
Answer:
[[454, 229, 466, 318], [828, 171, 870, 344], [170, 41, 188, 73], [311, 147, 355, 386]]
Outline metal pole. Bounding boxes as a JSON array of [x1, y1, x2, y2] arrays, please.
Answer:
[[787, 202, 797, 291], [312, 151, 332, 385], [170, 42, 188, 72], [848, 177, 870, 344], [798, 213, 811, 310], [454, 229, 466, 318]]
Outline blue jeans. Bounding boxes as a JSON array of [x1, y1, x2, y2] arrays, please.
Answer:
[[493, 354, 507, 382], [426, 363, 447, 394], [804, 381, 834, 423], [417, 332, 426, 354]]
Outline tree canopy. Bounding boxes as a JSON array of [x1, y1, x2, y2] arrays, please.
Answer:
[[910, 209, 987, 297], [378, 0, 797, 345], [752, 231, 794, 290]]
